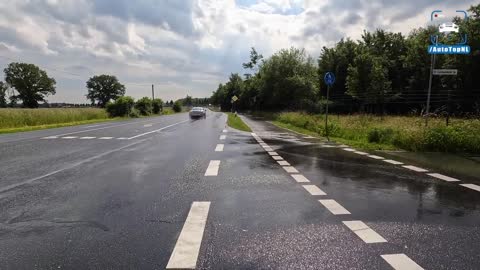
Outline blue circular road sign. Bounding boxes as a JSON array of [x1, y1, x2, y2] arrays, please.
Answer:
[[324, 72, 335, 86]]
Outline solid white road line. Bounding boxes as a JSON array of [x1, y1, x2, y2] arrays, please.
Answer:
[[342, 148, 356, 152], [220, 135, 226, 140], [99, 137, 114, 140], [368, 155, 385, 160], [79, 137, 96, 140], [353, 151, 369, 155], [268, 151, 278, 156], [215, 144, 224, 152], [128, 120, 190, 139], [302, 185, 326, 196], [52, 118, 158, 137], [283, 166, 299, 173], [205, 160, 221, 176], [291, 174, 310, 183], [460, 184, 480, 192], [0, 139, 147, 194], [277, 160, 290, 166], [427, 173, 460, 182], [319, 199, 351, 215], [42, 136, 58, 139], [383, 159, 404, 165], [402, 165, 428, 172], [61, 136, 77, 139], [342, 221, 387, 243], [272, 155, 283, 161], [166, 202, 211, 269], [381, 254, 424, 270]]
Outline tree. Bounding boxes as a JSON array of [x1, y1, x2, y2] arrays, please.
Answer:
[[172, 101, 182, 112], [0, 82, 7, 107], [4, 62, 56, 108], [152, 98, 163, 114], [86, 75, 125, 107], [183, 95, 193, 106], [135, 97, 153, 115]]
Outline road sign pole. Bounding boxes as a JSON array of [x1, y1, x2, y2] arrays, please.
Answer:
[[425, 53, 436, 127], [325, 85, 330, 141]]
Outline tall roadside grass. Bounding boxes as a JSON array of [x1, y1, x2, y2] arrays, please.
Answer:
[[0, 108, 109, 130], [273, 112, 480, 154]]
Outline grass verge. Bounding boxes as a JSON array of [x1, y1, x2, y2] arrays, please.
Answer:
[[271, 112, 480, 154], [227, 112, 252, 132], [0, 118, 121, 134]]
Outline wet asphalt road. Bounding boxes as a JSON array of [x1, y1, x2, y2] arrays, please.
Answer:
[[0, 111, 479, 269]]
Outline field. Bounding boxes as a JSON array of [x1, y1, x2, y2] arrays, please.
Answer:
[[271, 112, 480, 154], [0, 108, 111, 134]]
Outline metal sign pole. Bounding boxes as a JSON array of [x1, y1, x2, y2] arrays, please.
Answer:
[[425, 53, 436, 127], [325, 85, 330, 141]]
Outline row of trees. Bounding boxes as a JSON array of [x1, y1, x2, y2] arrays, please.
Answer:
[[211, 4, 480, 116], [106, 96, 163, 117]]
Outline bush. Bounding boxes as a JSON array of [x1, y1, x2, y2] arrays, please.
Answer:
[[105, 96, 135, 117], [172, 101, 182, 113], [367, 128, 395, 143], [152, 98, 163, 114], [135, 97, 153, 116], [128, 108, 140, 118]]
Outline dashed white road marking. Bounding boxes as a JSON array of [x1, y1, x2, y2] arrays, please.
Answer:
[[342, 148, 356, 152], [42, 136, 58, 139], [282, 166, 299, 173], [302, 185, 326, 196], [220, 135, 227, 140], [343, 221, 387, 243], [215, 144, 224, 152], [402, 165, 428, 172], [272, 155, 283, 161], [79, 137, 96, 140], [128, 120, 190, 140], [353, 151, 369, 155], [166, 202, 211, 269], [259, 143, 268, 147], [321, 145, 336, 148], [427, 173, 460, 182], [291, 174, 310, 183], [460, 184, 480, 192], [381, 254, 424, 270], [319, 199, 351, 215], [117, 137, 129, 140], [99, 137, 114, 140], [61, 136, 77, 139], [277, 160, 290, 166], [222, 129, 228, 133], [143, 124, 153, 127], [268, 151, 278, 156], [251, 133, 257, 136], [263, 146, 273, 152], [205, 160, 221, 176], [367, 155, 385, 160], [383, 159, 404, 165]]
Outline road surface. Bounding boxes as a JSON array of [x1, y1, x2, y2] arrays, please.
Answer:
[[0, 111, 479, 269]]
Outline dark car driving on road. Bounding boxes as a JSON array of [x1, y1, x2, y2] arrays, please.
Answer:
[[189, 107, 206, 119]]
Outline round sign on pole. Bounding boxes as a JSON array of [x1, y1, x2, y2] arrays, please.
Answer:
[[324, 72, 335, 86]]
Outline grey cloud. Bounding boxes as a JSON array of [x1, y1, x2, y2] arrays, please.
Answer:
[[342, 13, 362, 25], [93, 0, 197, 37]]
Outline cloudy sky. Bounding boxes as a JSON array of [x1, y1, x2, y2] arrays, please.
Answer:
[[0, 0, 476, 103]]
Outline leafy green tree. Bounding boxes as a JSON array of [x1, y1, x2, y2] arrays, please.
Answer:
[[0, 81, 7, 107], [135, 97, 153, 115], [183, 95, 193, 107], [86, 75, 125, 107], [106, 96, 135, 117], [4, 62, 56, 108], [152, 98, 163, 114], [172, 101, 182, 112]]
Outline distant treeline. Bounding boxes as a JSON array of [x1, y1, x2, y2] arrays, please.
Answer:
[[211, 4, 480, 116]]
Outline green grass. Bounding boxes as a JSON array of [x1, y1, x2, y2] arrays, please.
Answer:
[[0, 118, 122, 134], [272, 112, 480, 154], [227, 112, 252, 132]]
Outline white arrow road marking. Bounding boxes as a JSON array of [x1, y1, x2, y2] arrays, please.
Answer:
[[166, 202, 211, 269]]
